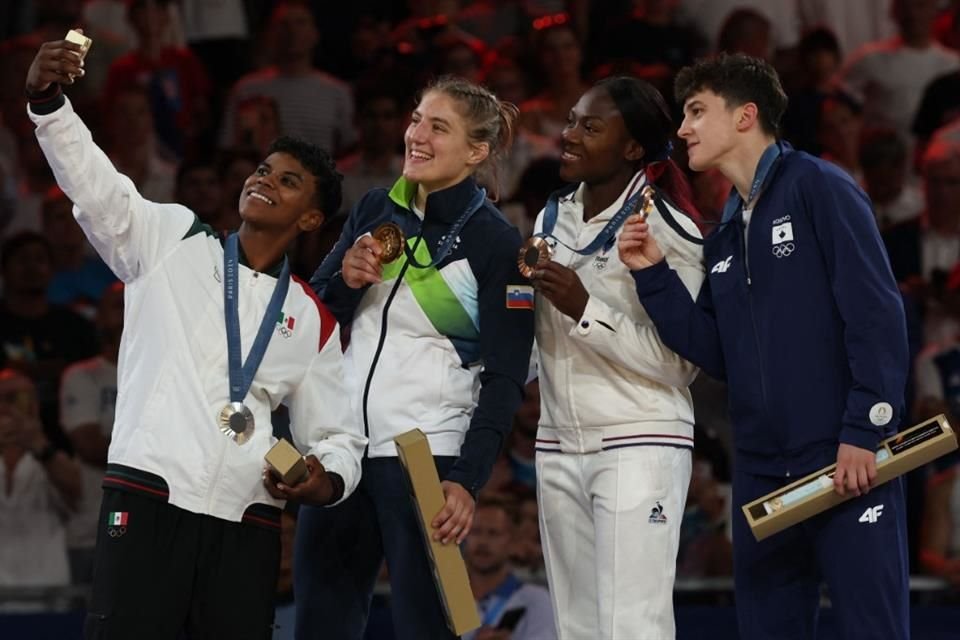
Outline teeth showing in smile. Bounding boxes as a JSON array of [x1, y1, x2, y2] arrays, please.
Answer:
[[248, 191, 274, 205], [561, 151, 581, 160], [409, 150, 432, 160]]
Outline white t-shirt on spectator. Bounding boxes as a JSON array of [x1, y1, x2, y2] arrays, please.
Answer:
[[797, 0, 897, 57], [60, 355, 118, 550]]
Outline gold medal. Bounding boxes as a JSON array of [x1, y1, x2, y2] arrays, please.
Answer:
[[373, 223, 405, 263], [518, 236, 554, 279], [218, 402, 255, 445]]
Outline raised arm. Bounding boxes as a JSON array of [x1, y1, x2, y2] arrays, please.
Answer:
[[26, 38, 195, 283]]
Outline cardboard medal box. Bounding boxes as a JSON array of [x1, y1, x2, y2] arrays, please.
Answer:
[[395, 429, 481, 636], [743, 414, 958, 541]]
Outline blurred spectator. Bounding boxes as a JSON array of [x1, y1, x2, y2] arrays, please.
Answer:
[[506, 379, 539, 492], [782, 27, 844, 154], [59, 282, 122, 585], [592, 0, 704, 76], [913, 68, 960, 167], [228, 95, 282, 158], [797, 0, 897, 57], [463, 498, 556, 640], [220, 1, 357, 157], [934, 0, 960, 52], [336, 87, 405, 214], [436, 35, 486, 83], [677, 0, 800, 53], [859, 127, 924, 283], [2, 117, 57, 239], [519, 17, 588, 147], [483, 58, 531, 109], [0, 232, 99, 444], [919, 456, 960, 596], [921, 126, 960, 281], [716, 8, 773, 60], [179, 0, 252, 127], [499, 156, 564, 238], [174, 158, 230, 231], [0, 368, 81, 592], [103, 0, 212, 158], [455, 0, 529, 46], [833, 0, 959, 145], [104, 85, 177, 203], [41, 187, 118, 317], [215, 148, 259, 232], [511, 493, 546, 583], [677, 438, 733, 578], [817, 91, 864, 181], [273, 507, 298, 640], [83, 0, 186, 51]]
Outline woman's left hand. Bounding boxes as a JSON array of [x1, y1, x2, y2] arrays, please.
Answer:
[[432, 480, 475, 545], [531, 261, 589, 320]]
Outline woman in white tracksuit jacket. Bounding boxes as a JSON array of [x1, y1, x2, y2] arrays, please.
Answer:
[[529, 77, 705, 640]]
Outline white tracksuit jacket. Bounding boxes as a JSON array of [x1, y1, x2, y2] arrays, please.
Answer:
[[30, 96, 365, 524], [534, 174, 705, 453]]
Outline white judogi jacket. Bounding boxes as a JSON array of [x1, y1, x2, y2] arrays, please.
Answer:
[[534, 174, 705, 454], [30, 96, 365, 523]]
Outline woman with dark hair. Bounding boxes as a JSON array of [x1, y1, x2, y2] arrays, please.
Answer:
[[529, 76, 704, 639]]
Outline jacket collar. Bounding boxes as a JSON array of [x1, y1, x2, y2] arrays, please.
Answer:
[[388, 176, 483, 223]]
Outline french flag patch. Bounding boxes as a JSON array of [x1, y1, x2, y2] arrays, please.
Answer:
[[506, 285, 535, 310]]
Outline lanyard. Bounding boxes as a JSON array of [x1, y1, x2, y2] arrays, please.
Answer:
[[404, 188, 486, 268], [721, 142, 783, 224], [539, 173, 644, 255], [480, 573, 523, 627], [223, 233, 290, 403]]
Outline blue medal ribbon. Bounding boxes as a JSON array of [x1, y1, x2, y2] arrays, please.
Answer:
[[538, 174, 645, 256], [224, 233, 290, 404], [404, 188, 487, 269], [721, 141, 783, 224]]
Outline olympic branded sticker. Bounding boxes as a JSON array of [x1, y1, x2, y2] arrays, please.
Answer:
[[869, 402, 894, 426], [771, 218, 795, 259]]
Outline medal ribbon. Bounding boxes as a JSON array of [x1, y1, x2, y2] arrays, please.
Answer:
[[538, 173, 645, 256], [403, 187, 487, 268], [224, 233, 290, 403], [720, 141, 783, 224]]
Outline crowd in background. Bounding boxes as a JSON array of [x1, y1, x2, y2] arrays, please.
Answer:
[[2, 0, 960, 632]]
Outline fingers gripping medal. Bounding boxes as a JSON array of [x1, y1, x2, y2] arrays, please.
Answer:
[[64, 30, 92, 82], [372, 223, 405, 263]]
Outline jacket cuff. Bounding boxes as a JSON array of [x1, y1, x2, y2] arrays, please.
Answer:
[[326, 472, 345, 505], [838, 424, 882, 452], [27, 84, 65, 115], [631, 260, 671, 297]]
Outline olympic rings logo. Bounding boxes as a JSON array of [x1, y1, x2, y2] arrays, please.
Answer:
[[772, 242, 795, 258], [107, 526, 127, 538]]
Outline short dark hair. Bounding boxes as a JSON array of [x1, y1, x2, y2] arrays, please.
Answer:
[[1, 231, 52, 271], [674, 53, 788, 137], [266, 136, 343, 215], [859, 127, 907, 170]]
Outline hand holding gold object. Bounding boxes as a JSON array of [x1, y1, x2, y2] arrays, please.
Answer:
[[518, 235, 554, 279], [638, 185, 656, 221], [372, 223, 405, 263]]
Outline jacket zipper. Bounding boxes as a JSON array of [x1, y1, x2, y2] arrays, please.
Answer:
[[360, 234, 422, 440], [738, 219, 782, 466]]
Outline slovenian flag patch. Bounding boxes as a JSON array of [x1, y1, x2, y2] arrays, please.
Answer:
[[506, 285, 534, 310], [108, 511, 128, 526]]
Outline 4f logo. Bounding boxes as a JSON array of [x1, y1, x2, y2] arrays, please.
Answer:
[[711, 256, 732, 274], [858, 504, 884, 524]]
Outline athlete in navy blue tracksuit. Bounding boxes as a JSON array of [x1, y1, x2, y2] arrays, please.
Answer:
[[619, 54, 910, 639]]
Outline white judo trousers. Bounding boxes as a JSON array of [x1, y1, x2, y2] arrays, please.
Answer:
[[536, 444, 692, 640]]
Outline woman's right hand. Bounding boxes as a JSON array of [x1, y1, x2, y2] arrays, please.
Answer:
[[341, 235, 384, 288], [618, 215, 664, 270], [26, 37, 86, 95]]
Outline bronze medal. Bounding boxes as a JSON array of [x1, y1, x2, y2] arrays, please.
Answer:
[[638, 185, 656, 221], [518, 236, 554, 279], [373, 223, 405, 263]]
